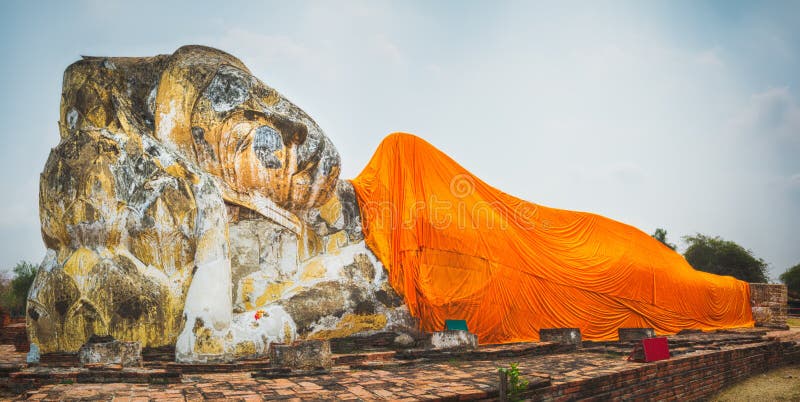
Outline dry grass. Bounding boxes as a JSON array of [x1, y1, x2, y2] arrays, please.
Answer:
[[710, 366, 800, 401], [711, 317, 800, 401]]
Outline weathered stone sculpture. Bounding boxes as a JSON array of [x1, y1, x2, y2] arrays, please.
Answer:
[[29, 45, 412, 362]]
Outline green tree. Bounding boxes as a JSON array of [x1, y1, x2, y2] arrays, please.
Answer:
[[779, 263, 800, 299], [682, 234, 768, 283], [1, 261, 38, 316], [651, 228, 676, 251]]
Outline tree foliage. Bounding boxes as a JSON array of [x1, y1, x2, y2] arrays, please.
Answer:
[[651, 228, 676, 251], [0, 261, 37, 316], [780, 263, 800, 299], [682, 234, 768, 283]]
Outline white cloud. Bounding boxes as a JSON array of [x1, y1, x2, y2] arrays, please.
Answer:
[[695, 47, 725, 68], [370, 34, 406, 66], [731, 87, 800, 143], [209, 28, 336, 81]]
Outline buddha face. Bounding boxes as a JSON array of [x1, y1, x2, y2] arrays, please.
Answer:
[[156, 57, 341, 214]]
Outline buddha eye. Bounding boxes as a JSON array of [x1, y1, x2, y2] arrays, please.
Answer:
[[204, 66, 252, 113], [252, 125, 282, 169]]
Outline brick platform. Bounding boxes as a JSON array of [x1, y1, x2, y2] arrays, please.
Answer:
[[0, 323, 28, 352], [0, 328, 795, 400]]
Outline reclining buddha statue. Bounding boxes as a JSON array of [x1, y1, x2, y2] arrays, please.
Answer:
[[29, 45, 753, 362]]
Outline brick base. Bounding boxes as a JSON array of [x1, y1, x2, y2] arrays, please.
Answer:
[[520, 340, 800, 401]]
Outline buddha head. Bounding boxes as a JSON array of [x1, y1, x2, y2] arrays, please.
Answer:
[[153, 45, 342, 214]]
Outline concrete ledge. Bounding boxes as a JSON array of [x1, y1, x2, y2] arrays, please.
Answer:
[[618, 328, 655, 342], [540, 328, 582, 347], [396, 341, 575, 361], [430, 330, 478, 350]]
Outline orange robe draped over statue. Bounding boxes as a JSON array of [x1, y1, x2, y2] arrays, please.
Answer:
[[350, 133, 753, 343]]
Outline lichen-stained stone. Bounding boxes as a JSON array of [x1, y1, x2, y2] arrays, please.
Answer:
[[78, 337, 142, 368], [269, 339, 332, 370], [32, 45, 414, 363], [32, 125, 222, 354]]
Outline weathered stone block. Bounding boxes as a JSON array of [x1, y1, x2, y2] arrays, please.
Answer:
[[269, 340, 332, 370], [78, 337, 142, 368], [430, 330, 478, 350], [26, 343, 40, 364], [618, 328, 655, 342], [749, 283, 788, 329], [394, 333, 415, 348], [539, 328, 582, 346]]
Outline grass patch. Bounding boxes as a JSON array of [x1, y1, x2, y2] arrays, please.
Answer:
[[445, 357, 464, 367], [786, 317, 800, 327], [710, 365, 800, 401]]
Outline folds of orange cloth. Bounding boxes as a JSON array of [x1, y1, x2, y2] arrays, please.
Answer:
[[350, 133, 753, 343]]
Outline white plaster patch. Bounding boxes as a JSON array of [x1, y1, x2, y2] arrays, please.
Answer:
[[294, 241, 383, 291], [431, 331, 478, 350], [39, 249, 58, 274], [155, 99, 179, 148], [229, 305, 297, 354], [142, 134, 176, 168], [66, 108, 79, 129], [175, 172, 235, 362], [175, 254, 233, 362], [146, 86, 157, 116]]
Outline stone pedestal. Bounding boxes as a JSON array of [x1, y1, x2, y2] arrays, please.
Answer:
[[430, 330, 478, 350], [618, 328, 655, 342], [269, 340, 332, 370], [539, 328, 582, 347], [78, 336, 142, 368]]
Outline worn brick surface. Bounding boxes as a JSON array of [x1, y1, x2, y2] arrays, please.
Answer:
[[1, 328, 798, 401]]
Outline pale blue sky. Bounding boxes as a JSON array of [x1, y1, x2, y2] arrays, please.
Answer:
[[1, 0, 798, 280]]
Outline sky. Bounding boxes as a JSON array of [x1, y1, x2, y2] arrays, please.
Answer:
[[0, 0, 798, 280]]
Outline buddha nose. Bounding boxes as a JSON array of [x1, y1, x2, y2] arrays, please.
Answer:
[[271, 113, 308, 146]]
